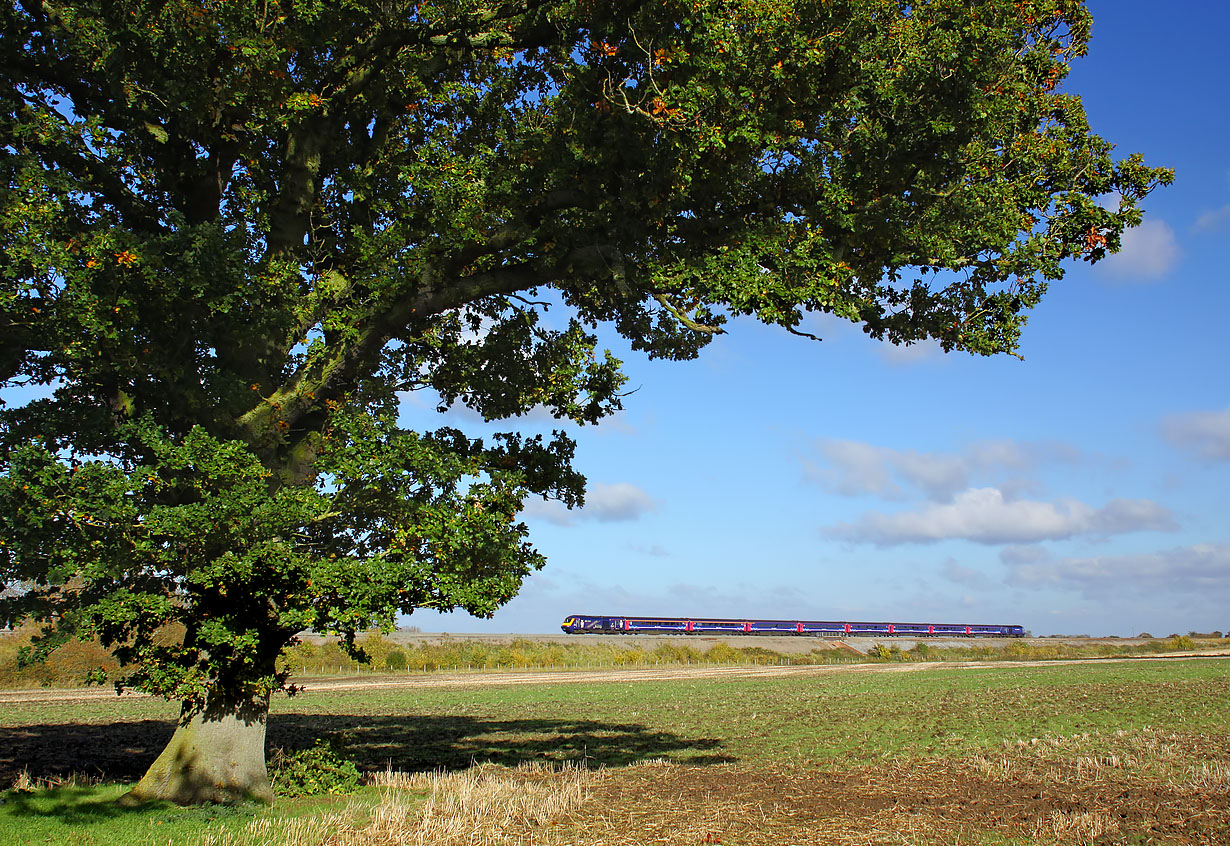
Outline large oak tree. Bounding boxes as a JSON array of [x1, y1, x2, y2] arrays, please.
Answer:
[[0, 0, 1169, 804]]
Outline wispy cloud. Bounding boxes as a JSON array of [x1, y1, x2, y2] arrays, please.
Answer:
[[1194, 205, 1230, 231], [807, 438, 1080, 503], [595, 411, 638, 435], [825, 487, 1176, 546], [999, 545, 1052, 566], [1162, 408, 1230, 461], [808, 439, 907, 499], [878, 338, 946, 366], [940, 559, 995, 589]]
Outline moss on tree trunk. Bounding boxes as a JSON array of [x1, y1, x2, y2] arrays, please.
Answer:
[[121, 693, 273, 805]]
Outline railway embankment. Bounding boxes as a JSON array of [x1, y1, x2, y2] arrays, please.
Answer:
[[380, 630, 1161, 655], [6, 626, 1223, 689]]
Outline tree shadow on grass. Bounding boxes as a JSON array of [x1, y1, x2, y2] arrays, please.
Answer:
[[269, 713, 732, 773], [1, 784, 256, 826], [0, 712, 730, 795]]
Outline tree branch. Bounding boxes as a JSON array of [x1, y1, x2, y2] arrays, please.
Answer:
[[266, 123, 326, 260], [653, 294, 724, 335]]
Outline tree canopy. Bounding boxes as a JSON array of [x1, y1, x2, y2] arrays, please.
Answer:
[[0, 0, 1169, 803]]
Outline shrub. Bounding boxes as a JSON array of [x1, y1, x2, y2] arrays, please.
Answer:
[[614, 647, 648, 665], [356, 631, 393, 667], [0, 622, 120, 687], [739, 646, 784, 664], [653, 642, 704, 664], [269, 740, 361, 797], [705, 643, 741, 664], [384, 649, 408, 670]]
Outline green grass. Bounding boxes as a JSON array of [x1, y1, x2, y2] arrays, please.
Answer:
[[2, 657, 1227, 844], [1, 783, 253, 846], [256, 658, 1230, 770], [0, 783, 397, 846]]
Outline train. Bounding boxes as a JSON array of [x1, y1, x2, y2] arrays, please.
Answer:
[[561, 614, 1025, 638]]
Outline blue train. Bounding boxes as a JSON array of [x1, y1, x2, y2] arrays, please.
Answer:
[[561, 614, 1024, 638]]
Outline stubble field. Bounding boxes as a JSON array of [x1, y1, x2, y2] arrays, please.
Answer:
[[2, 654, 1228, 845]]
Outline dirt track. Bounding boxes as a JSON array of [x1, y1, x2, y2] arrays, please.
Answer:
[[2, 649, 1227, 705]]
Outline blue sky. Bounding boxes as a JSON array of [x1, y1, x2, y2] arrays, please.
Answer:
[[413, 0, 1230, 637]]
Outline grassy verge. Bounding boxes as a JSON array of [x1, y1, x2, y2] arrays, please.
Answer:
[[3, 657, 1228, 844]]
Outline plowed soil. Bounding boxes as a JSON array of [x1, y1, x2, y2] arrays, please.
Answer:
[[564, 757, 1230, 845]]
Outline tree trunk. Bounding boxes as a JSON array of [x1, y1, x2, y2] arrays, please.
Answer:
[[120, 692, 274, 805]]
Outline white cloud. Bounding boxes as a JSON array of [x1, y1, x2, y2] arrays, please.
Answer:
[[584, 482, 658, 522], [1162, 408, 1230, 461], [1096, 218, 1180, 280], [825, 487, 1176, 546], [520, 497, 576, 526], [520, 481, 659, 526], [1005, 543, 1230, 597], [1194, 205, 1230, 231]]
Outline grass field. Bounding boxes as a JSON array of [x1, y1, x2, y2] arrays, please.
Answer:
[[3, 656, 1228, 845]]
